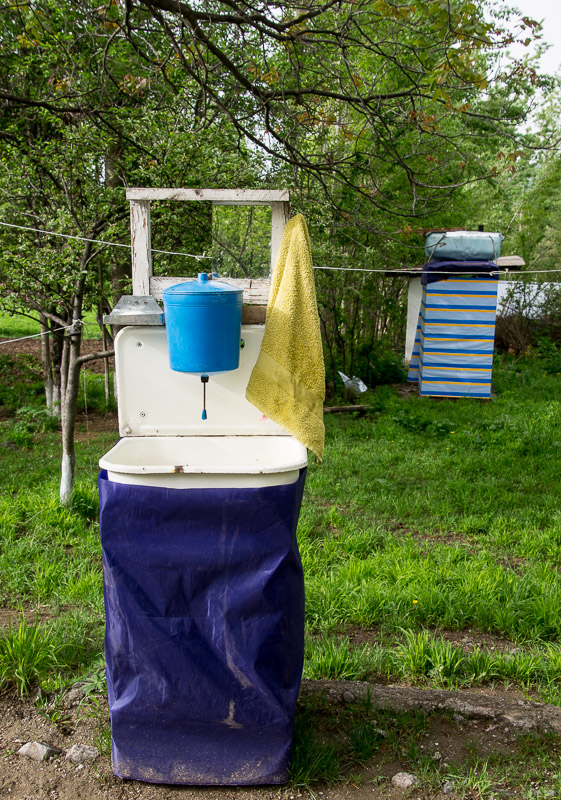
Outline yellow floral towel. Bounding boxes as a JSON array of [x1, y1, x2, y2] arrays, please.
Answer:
[[246, 214, 325, 460]]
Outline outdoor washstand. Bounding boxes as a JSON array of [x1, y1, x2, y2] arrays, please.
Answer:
[[98, 189, 309, 785]]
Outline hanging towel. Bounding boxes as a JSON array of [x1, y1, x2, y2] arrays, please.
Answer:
[[246, 214, 325, 460]]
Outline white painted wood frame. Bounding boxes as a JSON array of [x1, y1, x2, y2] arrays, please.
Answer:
[[127, 189, 290, 304]]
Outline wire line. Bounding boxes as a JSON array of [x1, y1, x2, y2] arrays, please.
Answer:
[[3, 218, 561, 276], [0, 320, 85, 345], [0, 220, 210, 259]]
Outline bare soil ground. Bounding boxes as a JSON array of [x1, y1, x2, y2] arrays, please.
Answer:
[[0, 337, 114, 375], [345, 626, 521, 656], [74, 412, 119, 439], [1, 680, 558, 800]]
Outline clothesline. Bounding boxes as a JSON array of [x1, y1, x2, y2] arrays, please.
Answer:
[[313, 265, 561, 276], [0, 320, 87, 346], [0, 319, 88, 347], [2, 218, 561, 276], [0, 221, 210, 260]]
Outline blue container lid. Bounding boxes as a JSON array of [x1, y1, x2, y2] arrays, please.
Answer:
[[163, 274, 243, 297]]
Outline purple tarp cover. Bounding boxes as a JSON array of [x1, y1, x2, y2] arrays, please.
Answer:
[[99, 469, 306, 786]]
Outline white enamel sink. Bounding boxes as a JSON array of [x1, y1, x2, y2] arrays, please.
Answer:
[[99, 436, 307, 489]]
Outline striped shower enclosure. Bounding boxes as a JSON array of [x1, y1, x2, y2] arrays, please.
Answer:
[[407, 275, 499, 398]]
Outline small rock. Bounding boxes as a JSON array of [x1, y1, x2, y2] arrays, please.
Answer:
[[62, 684, 86, 709], [65, 744, 99, 764], [433, 751, 442, 760], [442, 780, 454, 794], [452, 713, 465, 724], [373, 727, 387, 738], [75, 764, 84, 771], [18, 742, 62, 762], [391, 772, 417, 789], [342, 691, 354, 703]]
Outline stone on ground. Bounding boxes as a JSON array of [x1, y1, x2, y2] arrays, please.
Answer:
[[17, 741, 62, 762], [65, 743, 99, 763], [65, 744, 99, 763], [62, 683, 86, 709], [391, 771, 417, 789]]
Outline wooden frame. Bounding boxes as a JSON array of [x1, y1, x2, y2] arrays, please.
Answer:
[[126, 189, 290, 308]]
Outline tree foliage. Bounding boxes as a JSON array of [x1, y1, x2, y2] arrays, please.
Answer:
[[0, 0, 556, 497], [0, 0, 267, 503], [120, 0, 548, 223]]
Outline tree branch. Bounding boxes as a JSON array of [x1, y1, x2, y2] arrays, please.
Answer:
[[77, 349, 114, 365]]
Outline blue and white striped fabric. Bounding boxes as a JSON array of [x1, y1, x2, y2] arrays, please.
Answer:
[[407, 276, 498, 398]]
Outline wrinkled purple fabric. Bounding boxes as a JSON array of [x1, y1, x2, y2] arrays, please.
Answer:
[[99, 469, 306, 785]]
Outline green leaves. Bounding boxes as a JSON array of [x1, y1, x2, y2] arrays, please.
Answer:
[[0, 617, 64, 695]]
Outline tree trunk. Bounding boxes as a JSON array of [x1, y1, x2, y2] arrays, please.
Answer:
[[39, 313, 64, 418], [97, 256, 112, 409], [59, 318, 82, 506], [51, 321, 64, 418], [39, 313, 54, 413], [58, 233, 97, 506]]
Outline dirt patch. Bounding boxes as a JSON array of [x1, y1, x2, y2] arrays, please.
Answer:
[[74, 413, 119, 439], [345, 626, 381, 647], [396, 384, 417, 398], [0, 691, 325, 800], [1, 682, 559, 800], [499, 555, 528, 575], [0, 607, 52, 630], [300, 679, 561, 734], [341, 625, 518, 656], [387, 522, 473, 548], [0, 337, 114, 375], [386, 521, 418, 538], [23, 413, 119, 441], [437, 628, 518, 655]]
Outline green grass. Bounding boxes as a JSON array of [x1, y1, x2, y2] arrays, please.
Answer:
[[0, 352, 115, 415], [1, 346, 561, 779], [0, 310, 100, 340], [304, 632, 561, 699], [289, 691, 396, 786], [293, 351, 561, 701], [0, 617, 63, 695], [0, 413, 116, 691]]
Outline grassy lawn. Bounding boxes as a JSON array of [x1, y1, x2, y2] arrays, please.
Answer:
[[0, 310, 101, 340], [1, 346, 561, 791], [302, 352, 561, 703]]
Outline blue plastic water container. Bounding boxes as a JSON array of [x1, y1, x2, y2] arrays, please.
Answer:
[[163, 274, 243, 375]]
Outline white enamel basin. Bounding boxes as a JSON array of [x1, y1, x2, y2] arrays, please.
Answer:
[[99, 436, 307, 489]]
